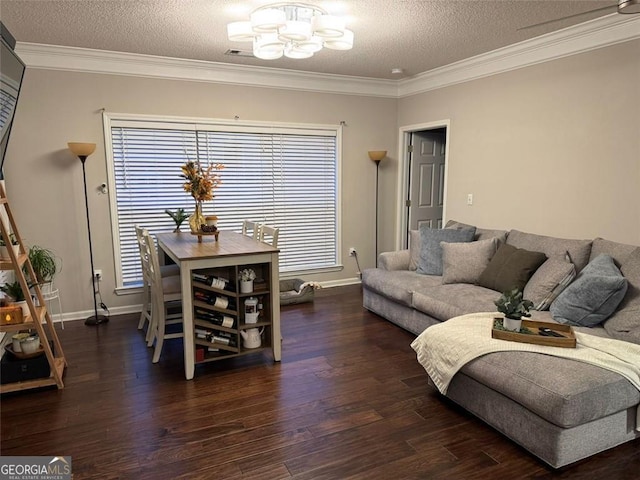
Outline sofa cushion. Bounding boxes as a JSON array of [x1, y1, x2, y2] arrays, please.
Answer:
[[506, 229, 592, 273], [409, 230, 420, 271], [523, 253, 577, 310], [441, 238, 498, 285], [412, 284, 500, 320], [590, 237, 637, 265], [550, 255, 628, 327], [417, 226, 476, 276], [460, 351, 640, 428], [361, 268, 441, 307], [604, 247, 640, 344], [445, 219, 508, 245], [477, 243, 547, 293]]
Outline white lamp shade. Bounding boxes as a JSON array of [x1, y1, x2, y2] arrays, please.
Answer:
[[296, 35, 324, 53], [284, 44, 314, 59], [278, 20, 312, 42], [251, 8, 286, 33], [323, 29, 354, 50], [227, 21, 256, 41], [253, 34, 285, 59], [312, 15, 346, 38]]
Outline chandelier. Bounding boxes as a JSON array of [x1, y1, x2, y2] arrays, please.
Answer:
[[227, 2, 354, 60]]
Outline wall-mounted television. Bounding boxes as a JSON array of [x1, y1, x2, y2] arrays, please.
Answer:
[[0, 22, 26, 181]]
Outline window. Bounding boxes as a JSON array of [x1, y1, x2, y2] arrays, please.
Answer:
[[105, 115, 340, 289]]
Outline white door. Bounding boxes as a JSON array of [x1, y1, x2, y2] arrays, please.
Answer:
[[407, 129, 446, 234]]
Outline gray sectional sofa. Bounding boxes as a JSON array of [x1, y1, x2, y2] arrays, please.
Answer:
[[362, 223, 640, 468]]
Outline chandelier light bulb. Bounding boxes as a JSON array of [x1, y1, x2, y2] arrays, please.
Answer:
[[251, 8, 286, 33], [228, 2, 353, 60]]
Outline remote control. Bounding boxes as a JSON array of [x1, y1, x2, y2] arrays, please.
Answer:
[[539, 327, 565, 338]]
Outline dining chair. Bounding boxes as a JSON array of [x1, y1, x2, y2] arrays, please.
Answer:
[[135, 227, 183, 362], [242, 220, 261, 240], [135, 226, 180, 340], [259, 224, 280, 248]]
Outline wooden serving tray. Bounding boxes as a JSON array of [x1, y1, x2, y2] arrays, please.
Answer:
[[492, 319, 576, 348]]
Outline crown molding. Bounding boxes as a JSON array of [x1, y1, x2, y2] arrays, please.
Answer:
[[15, 13, 639, 99], [14, 43, 399, 98], [398, 14, 640, 97]]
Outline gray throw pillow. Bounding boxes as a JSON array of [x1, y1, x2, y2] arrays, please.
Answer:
[[550, 254, 628, 327], [416, 226, 476, 276], [477, 243, 547, 293], [523, 253, 577, 310], [441, 238, 498, 285]]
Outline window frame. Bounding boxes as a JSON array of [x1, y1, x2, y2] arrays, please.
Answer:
[[102, 112, 343, 293]]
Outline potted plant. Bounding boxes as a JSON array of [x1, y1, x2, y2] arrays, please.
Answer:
[[27, 245, 59, 285], [165, 208, 189, 232], [0, 280, 29, 317], [494, 288, 534, 332], [239, 268, 256, 293], [180, 160, 224, 233], [0, 233, 19, 259]]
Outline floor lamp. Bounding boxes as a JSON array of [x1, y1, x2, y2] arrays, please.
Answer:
[[368, 150, 386, 266], [68, 142, 108, 326]]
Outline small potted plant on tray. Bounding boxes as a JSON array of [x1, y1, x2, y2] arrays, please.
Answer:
[[0, 280, 29, 317], [495, 288, 534, 332], [0, 233, 19, 259], [239, 268, 256, 293]]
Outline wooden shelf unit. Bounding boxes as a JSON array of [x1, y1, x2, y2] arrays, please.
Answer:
[[191, 263, 273, 364], [0, 183, 67, 393]]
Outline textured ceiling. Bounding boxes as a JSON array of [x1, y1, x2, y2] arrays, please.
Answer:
[[0, 0, 622, 79]]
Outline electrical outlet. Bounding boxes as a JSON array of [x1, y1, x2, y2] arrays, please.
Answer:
[[349, 247, 357, 257], [94, 269, 103, 281], [467, 193, 474, 206]]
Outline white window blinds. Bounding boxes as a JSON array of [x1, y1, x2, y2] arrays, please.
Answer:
[[108, 120, 338, 288]]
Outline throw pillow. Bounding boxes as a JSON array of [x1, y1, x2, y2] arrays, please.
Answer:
[[477, 243, 547, 293], [416, 226, 476, 276], [550, 254, 628, 327], [441, 238, 499, 285], [603, 248, 640, 343], [523, 253, 577, 310]]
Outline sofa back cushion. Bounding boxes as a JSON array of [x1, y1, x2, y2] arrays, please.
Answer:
[[603, 247, 640, 344], [506, 229, 592, 273], [477, 243, 547, 293], [409, 230, 420, 270], [589, 237, 637, 265], [445, 220, 508, 245], [550, 254, 628, 327]]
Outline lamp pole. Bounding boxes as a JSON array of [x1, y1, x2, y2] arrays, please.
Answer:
[[368, 151, 386, 267], [68, 143, 108, 326]]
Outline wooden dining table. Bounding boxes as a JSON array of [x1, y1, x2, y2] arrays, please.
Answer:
[[156, 230, 281, 380]]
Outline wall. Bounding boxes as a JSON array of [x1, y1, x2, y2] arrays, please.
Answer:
[[398, 39, 640, 245], [5, 38, 638, 319], [4, 71, 396, 318]]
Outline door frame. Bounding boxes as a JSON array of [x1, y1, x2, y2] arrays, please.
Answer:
[[395, 120, 451, 249]]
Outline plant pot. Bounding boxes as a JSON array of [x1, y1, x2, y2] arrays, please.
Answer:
[[240, 280, 253, 294], [503, 316, 523, 332], [0, 244, 19, 259], [13, 300, 30, 319]]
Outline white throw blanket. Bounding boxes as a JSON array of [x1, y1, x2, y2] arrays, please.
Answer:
[[411, 313, 640, 431]]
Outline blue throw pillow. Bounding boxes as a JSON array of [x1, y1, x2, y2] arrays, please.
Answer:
[[550, 254, 628, 327], [417, 226, 476, 275]]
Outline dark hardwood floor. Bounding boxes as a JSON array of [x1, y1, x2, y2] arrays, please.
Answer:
[[1, 285, 638, 479]]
